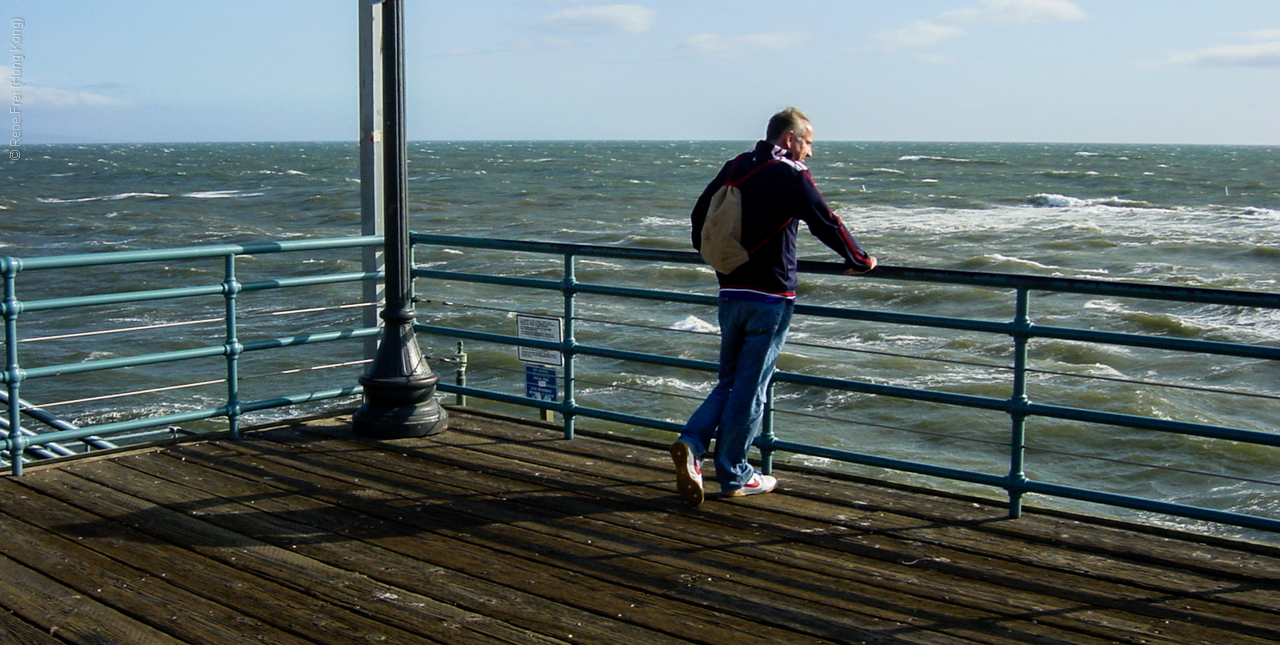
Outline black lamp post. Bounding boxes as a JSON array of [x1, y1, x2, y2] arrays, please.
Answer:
[[353, 0, 447, 438]]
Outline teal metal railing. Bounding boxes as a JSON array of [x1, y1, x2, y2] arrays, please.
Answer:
[[5, 233, 1279, 538], [2, 237, 382, 475], [409, 233, 1280, 536]]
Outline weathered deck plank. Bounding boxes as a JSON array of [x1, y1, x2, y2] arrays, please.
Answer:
[[0, 409, 1277, 645], [0, 469, 435, 645]]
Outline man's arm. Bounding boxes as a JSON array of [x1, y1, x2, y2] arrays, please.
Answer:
[[796, 170, 876, 273]]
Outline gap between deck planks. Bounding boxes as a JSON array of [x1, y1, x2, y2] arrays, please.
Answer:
[[0, 408, 1277, 645]]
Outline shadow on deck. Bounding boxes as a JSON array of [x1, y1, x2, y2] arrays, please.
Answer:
[[1, 408, 1278, 644]]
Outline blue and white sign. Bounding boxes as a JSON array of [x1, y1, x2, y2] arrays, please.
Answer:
[[525, 365, 558, 401]]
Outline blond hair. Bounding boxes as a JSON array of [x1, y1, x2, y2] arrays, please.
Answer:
[[766, 107, 811, 143]]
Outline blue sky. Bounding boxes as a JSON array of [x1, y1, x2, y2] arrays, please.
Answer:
[[9, 1, 1280, 144]]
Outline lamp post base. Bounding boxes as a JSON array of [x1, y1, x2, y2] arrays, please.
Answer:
[[353, 374, 448, 438]]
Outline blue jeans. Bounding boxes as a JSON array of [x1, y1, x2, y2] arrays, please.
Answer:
[[678, 297, 794, 491]]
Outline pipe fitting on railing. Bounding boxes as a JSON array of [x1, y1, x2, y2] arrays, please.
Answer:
[[221, 275, 243, 298], [1, 365, 24, 387], [1004, 470, 1031, 517], [224, 341, 245, 358], [0, 299, 19, 322], [0, 256, 22, 279], [4, 432, 27, 475]]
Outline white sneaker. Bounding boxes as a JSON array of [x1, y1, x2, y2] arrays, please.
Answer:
[[723, 472, 777, 497], [669, 440, 704, 507]]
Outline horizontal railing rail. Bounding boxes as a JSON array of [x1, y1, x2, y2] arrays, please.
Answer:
[[411, 233, 1280, 536], [2, 236, 382, 475]]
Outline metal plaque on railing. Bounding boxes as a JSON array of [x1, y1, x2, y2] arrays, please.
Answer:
[[516, 314, 563, 367]]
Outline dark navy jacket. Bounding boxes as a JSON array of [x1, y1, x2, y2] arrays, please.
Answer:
[[690, 140, 874, 301]]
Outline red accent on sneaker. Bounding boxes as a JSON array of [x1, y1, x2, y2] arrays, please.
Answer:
[[723, 473, 777, 497]]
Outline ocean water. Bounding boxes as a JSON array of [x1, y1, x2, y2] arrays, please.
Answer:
[[3, 141, 1279, 539]]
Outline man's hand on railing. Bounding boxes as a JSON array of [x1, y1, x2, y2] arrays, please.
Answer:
[[843, 256, 878, 275]]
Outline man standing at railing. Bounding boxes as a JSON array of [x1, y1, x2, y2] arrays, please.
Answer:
[[671, 107, 877, 506]]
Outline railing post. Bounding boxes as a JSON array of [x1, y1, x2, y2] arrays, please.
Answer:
[[2, 258, 24, 475], [454, 341, 467, 407], [223, 254, 244, 440], [561, 251, 576, 439], [1006, 287, 1032, 518]]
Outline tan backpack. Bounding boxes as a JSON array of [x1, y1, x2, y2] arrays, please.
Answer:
[[699, 157, 779, 274]]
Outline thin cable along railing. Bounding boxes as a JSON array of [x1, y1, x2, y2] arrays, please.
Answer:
[[4, 233, 1280, 539]]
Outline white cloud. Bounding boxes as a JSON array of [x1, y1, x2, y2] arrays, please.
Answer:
[[879, 22, 967, 51], [20, 86, 130, 109], [1242, 29, 1280, 43], [684, 32, 806, 59], [916, 52, 957, 66], [511, 36, 578, 52], [1166, 39, 1280, 69], [938, 0, 1086, 26], [878, 0, 1085, 51], [540, 4, 657, 34]]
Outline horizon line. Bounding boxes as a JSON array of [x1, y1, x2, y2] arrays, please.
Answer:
[[17, 137, 1280, 148]]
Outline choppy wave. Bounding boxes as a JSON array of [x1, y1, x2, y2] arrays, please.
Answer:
[[897, 155, 1007, 166], [960, 253, 1109, 276], [640, 216, 682, 227], [38, 192, 170, 203], [672, 315, 717, 334], [899, 155, 974, 163], [255, 169, 310, 176], [1239, 207, 1280, 220], [1027, 193, 1158, 210], [182, 190, 267, 199]]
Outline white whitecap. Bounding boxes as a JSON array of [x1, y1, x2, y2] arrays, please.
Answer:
[[981, 254, 1058, 271], [898, 155, 973, 163], [37, 192, 169, 203], [672, 315, 717, 334], [1028, 193, 1089, 208], [183, 190, 266, 199], [640, 216, 681, 227]]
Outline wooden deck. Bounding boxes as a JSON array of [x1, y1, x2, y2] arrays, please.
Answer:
[[1, 409, 1278, 645]]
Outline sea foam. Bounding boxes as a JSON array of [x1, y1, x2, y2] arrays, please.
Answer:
[[38, 192, 169, 203], [672, 315, 717, 334], [182, 190, 266, 199]]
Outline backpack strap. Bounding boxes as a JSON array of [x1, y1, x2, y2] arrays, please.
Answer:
[[726, 155, 779, 188], [724, 156, 789, 255]]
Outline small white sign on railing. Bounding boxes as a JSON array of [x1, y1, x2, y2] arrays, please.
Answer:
[[516, 314, 563, 367]]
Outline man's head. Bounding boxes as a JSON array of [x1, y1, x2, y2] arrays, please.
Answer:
[[767, 107, 813, 162]]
